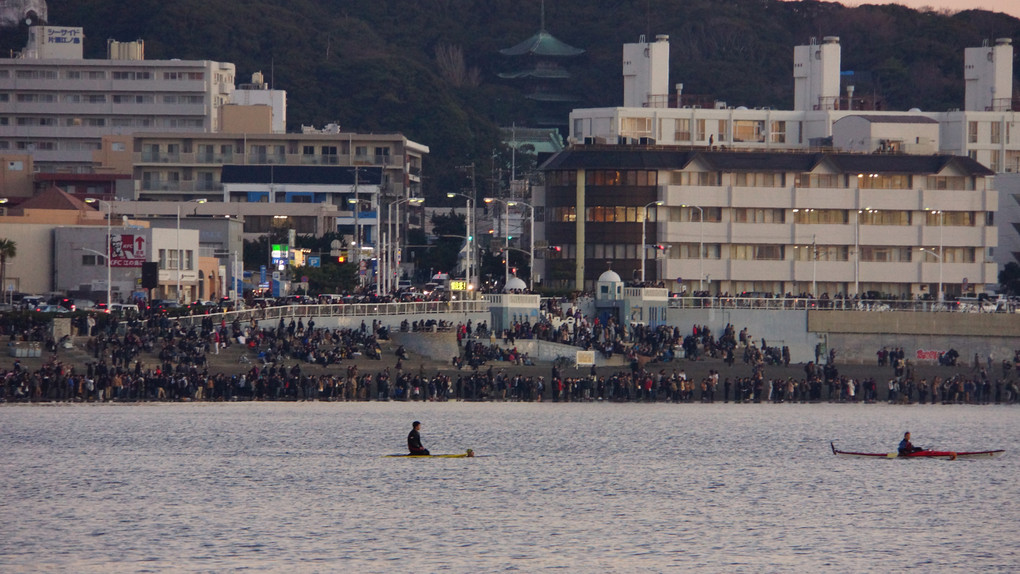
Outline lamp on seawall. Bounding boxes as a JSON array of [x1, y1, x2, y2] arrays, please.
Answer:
[[177, 198, 207, 302], [84, 198, 112, 307], [640, 200, 664, 284]]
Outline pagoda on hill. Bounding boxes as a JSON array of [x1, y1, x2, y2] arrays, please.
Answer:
[[498, 0, 585, 128]]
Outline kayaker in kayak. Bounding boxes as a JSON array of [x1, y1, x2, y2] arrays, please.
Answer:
[[408, 421, 430, 456], [898, 431, 923, 455]]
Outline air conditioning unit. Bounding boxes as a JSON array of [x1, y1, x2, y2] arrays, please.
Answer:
[[584, 137, 596, 145], [639, 137, 656, 145]]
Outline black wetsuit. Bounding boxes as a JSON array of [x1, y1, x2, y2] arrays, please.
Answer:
[[408, 429, 429, 455]]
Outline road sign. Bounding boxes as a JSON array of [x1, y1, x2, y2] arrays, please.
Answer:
[[308, 256, 320, 268]]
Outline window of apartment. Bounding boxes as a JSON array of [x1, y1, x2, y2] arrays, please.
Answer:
[[111, 142, 126, 152], [717, 120, 728, 142], [695, 119, 706, 141], [163, 72, 182, 80], [85, 94, 106, 104], [926, 176, 972, 191], [552, 207, 576, 222], [795, 173, 841, 188], [112, 71, 135, 80], [62, 94, 82, 104], [968, 121, 978, 144], [84, 118, 106, 127], [0, 70, 8, 78], [680, 243, 721, 259], [668, 206, 722, 223], [0, 117, 8, 126], [733, 120, 765, 143], [375, 147, 390, 157], [87, 71, 106, 80], [770, 121, 786, 143], [733, 208, 785, 223], [621, 117, 652, 136], [355, 146, 369, 158], [860, 247, 912, 262], [163, 95, 178, 104], [859, 210, 911, 226], [671, 171, 720, 186], [733, 172, 785, 187], [302, 146, 315, 155], [730, 244, 785, 260], [17, 94, 37, 103], [856, 173, 909, 189], [187, 72, 204, 81], [792, 245, 848, 261], [675, 118, 691, 141], [791, 208, 847, 224], [0, 93, 7, 102], [928, 211, 976, 227], [7, 160, 24, 170], [82, 254, 105, 265], [185, 250, 194, 271], [991, 122, 1002, 144], [63, 70, 81, 79]]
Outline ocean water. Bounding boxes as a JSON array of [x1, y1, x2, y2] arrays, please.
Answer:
[[0, 402, 1017, 573]]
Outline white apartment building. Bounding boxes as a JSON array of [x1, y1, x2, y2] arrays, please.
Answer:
[[536, 148, 996, 298], [0, 25, 285, 174], [569, 36, 1019, 173]]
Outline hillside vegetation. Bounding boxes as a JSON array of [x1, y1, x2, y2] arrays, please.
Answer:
[[3, 0, 1019, 197]]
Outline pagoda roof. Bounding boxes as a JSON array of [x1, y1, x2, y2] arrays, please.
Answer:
[[498, 67, 572, 80], [500, 30, 585, 57]]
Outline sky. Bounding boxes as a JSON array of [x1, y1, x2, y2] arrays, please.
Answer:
[[833, 0, 1020, 19]]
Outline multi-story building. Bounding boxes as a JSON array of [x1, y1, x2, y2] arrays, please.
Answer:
[[0, 25, 285, 174], [568, 36, 1019, 173], [536, 148, 996, 298]]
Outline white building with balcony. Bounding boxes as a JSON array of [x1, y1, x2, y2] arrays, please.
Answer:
[[535, 148, 997, 298]]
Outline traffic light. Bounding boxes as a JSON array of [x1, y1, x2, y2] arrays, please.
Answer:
[[337, 254, 346, 263], [655, 244, 668, 251], [548, 245, 562, 252]]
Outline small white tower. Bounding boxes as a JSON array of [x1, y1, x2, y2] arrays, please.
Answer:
[[793, 36, 841, 111], [623, 34, 670, 108], [965, 38, 1014, 112]]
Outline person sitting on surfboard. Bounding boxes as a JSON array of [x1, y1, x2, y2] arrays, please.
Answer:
[[898, 431, 923, 455], [408, 421, 430, 456]]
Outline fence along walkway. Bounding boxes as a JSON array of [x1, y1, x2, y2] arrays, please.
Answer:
[[172, 300, 489, 328]]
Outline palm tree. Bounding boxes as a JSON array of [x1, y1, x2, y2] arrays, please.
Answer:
[[0, 238, 16, 304]]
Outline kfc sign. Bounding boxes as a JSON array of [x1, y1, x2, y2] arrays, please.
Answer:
[[110, 233, 147, 268]]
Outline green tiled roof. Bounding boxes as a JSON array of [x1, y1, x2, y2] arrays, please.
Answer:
[[500, 30, 585, 57]]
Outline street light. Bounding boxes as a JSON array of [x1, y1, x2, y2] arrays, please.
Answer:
[[447, 192, 474, 291], [386, 197, 424, 293], [918, 248, 943, 306], [924, 208, 945, 302], [177, 198, 207, 302], [84, 198, 112, 307], [508, 200, 535, 289], [484, 197, 511, 288], [681, 204, 704, 291], [640, 200, 664, 284]]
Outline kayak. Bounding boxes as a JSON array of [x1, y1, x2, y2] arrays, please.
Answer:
[[385, 449, 476, 458], [831, 442, 1004, 460]]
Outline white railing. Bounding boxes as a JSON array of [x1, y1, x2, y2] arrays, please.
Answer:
[[170, 300, 489, 327], [666, 297, 1016, 313]]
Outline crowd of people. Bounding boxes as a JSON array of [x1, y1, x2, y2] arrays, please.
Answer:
[[3, 302, 1020, 405]]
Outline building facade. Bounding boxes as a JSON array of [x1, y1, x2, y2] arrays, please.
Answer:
[[536, 148, 997, 298]]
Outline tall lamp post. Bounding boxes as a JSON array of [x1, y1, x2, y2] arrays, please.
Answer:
[[681, 204, 704, 291], [85, 198, 112, 307], [484, 197, 511, 287], [508, 200, 535, 289], [924, 208, 945, 301], [919, 248, 943, 306], [177, 198, 207, 302], [386, 196, 424, 293], [640, 200, 664, 283], [447, 192, 475, 291]]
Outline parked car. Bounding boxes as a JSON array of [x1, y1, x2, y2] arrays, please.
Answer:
[[33, 304, 70, 314]]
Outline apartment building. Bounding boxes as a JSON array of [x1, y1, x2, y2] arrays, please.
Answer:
[[569, 36, 1019, 173], [0, 25, 285, 174], [535, 148, 996, 297]]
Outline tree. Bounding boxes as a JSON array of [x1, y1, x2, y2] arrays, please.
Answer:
[[999, 262, 1020, 296], [0, 238, 15, 304]]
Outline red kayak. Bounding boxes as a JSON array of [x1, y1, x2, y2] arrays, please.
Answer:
[[831, 442, 1004, 460]]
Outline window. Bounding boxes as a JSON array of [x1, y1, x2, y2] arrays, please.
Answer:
[[621, 117, 652, 137], [7, 160, 24, 171], [770, 121, 786, 143], [0, 94, 7, 102], [926, 176, 972, 191], [793, 245, 848, 261], [733, 120, 765, 143], [112, 71, 135, 80], [671, 171, 719, 186], [111, 142, 126, 152], [552, 207, 576, 222], [87, 71, 106, 80], [733, 172, 785, 187], [792, 209, 847, 224], [717, 120, 728, 142], [730, 245, 785, 260], [680, 243, 721, 259], [733, 208, 785, 223], [968, 121, 978, 144], [856, 174, 909, 189], [796, 173, 841, 188], [859, 210, 911, 226], [991, 122, 1002, 144], [675, 118, 691, 141], [860, 247, 913, 262], [185, 250, 194, 271], [695, 119, 706, 141], [64, 70, 81, 80]]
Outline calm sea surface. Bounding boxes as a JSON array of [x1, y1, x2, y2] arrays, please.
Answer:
[[1, 402, 1017, 573]]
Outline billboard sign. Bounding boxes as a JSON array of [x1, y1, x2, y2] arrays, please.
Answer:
[[110, 233, 147, 268]]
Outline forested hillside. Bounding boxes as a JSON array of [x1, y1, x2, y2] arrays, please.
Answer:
[[3, 0, 1019, 197]]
